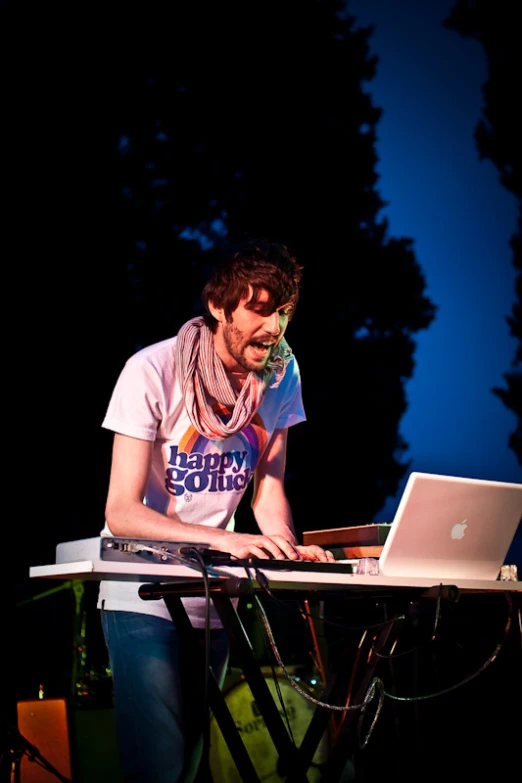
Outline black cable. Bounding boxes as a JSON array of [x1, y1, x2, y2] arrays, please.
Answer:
[[244, 572, 518, 750], [383, 591, 515, 702], [174, 546, 213, 781], [125, 543, 215, 779]]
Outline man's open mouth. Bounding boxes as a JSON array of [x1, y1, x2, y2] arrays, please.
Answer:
[[248, 341, 273, 359]]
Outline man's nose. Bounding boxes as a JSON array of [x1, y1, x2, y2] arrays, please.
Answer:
[[263, 311, 281, 335]]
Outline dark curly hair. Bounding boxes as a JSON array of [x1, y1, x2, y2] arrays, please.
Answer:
[[201, 238, 303, 332]]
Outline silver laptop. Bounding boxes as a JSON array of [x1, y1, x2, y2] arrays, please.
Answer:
[[378, 472, 522, 581]]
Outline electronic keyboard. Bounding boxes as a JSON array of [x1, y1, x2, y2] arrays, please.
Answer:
[[55, 536, 357, 574]]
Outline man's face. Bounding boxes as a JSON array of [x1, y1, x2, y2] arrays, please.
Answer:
[[213, 287, 292, 373]]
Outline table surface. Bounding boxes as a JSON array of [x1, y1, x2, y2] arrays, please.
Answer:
[[29, 559, 522, 593]]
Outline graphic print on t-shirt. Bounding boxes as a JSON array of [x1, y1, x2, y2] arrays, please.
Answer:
[[165, 406, 269, 499]]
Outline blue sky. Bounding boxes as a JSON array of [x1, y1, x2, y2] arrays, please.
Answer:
[[346, 0, 521, 522]]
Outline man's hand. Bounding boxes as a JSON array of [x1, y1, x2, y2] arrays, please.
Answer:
[[295, 544, 335, 562], [218, 532, 301, 560], [214, 532, 334, 562]]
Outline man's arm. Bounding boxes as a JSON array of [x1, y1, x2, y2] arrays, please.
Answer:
[[251, 428, 334, 562], [251, 428, 297, 541], [104, 433, 216, 544]]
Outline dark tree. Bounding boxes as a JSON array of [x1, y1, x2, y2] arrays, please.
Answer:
[[101, 0, 436, 533], [445, 0, 522, 466]]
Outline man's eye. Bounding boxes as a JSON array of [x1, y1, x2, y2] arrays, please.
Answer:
[[278, 308, 291, 318]]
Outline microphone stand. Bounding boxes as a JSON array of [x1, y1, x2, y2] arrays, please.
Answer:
[[1, 714, 72, 783]]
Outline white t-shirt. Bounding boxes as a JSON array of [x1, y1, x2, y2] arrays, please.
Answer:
[[97, 334, 306, 627]]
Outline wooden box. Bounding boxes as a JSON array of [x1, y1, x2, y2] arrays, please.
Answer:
[[302, 523, 391, 559]]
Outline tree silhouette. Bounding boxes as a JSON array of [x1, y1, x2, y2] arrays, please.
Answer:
[[104, 0, 436, 533], [445, 0, 522, 466]]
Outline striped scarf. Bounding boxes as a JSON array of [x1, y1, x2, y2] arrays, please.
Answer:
[[176, 316, 292, 440]]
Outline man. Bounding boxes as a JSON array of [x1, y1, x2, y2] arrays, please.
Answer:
[[98, 238, 334, 782]]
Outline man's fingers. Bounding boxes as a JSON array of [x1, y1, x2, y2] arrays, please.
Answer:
[[295, 544, 335, 562], [232, 535, 301, 560]]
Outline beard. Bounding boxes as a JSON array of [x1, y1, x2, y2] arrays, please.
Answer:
[[221, 321, 276, 372]]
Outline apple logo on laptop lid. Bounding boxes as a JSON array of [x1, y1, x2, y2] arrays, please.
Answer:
[[451, 520, 468, 540]]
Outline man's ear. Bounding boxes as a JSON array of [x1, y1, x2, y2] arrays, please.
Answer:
[[208, 301, 224, 322]]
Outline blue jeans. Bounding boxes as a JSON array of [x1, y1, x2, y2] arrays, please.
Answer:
[[101, 610, 230, 783]]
